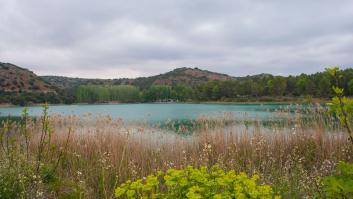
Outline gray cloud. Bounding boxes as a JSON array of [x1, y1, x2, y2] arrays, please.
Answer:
[[0, 0, 352, 78]]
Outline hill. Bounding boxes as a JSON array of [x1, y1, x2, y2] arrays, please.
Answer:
[[40, 76, 110, 90], [0, 62, 55, 93], [1, 64, 237, 105], [41, 67, 235, 90], [3, 62, 352, 105], [132, 67, 234, 89]]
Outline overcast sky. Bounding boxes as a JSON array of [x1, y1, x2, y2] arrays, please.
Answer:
[[0, 0, 352, 78]]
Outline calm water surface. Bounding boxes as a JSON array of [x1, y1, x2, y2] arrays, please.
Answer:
[[0, 103, 292, 122]]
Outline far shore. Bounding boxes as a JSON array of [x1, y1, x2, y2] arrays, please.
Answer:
[[0, 98, 331, 108]]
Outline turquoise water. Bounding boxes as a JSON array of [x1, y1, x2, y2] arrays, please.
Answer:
[[0, 103, 291, 122]]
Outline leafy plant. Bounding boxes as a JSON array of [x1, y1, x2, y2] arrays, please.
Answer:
[[326, 67, 353, 144], [323, 161, 353, 198], [115, 165, 279, 199]]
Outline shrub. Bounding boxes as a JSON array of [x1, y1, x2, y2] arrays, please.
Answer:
[[326, 67, 353, 144], [0, 106, 80, 198], [115, 165, 279, 199], [323, 161, 353, 198]]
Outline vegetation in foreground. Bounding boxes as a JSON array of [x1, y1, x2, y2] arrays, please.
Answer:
[[115, 165, 279, 199], [0, 103, 352, 198]]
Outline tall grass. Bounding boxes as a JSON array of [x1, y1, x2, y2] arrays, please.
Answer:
[[0, 106, 352, 198]]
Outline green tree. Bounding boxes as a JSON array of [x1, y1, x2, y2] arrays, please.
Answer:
[[318, 76, 332, 97], [143, 85, 171, 102], [173, 84, 193, 101], [76, 85, 140, 103], [271, 77, 287, 96], [348, 79, 353, 95], [211, 84, 221, 100]]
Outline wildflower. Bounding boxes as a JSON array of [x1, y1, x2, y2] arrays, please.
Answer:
[[36, 191, 43, 198]]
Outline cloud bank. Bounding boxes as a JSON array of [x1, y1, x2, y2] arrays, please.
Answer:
[[1, 0, 352, 78]]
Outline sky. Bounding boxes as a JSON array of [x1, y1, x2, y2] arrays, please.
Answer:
[[0, 0, 353, 78]]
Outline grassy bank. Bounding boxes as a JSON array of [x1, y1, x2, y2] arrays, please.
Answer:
[[0, 107, 352, 198]]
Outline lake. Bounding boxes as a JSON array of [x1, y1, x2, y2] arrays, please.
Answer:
[[0, 103, 294, 123]]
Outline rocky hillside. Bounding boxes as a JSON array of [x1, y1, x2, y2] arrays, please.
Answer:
[[40, 76, 110, 90], [0, 62, 55, 93], [132, 67, 234, 89], [1, 62, 235, 94], [42, 67, 235, 90]]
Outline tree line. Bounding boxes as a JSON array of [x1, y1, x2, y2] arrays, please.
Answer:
[[74, 68, 353, 103], [76, 85, 140, 103]]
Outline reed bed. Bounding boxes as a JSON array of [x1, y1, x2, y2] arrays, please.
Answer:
[[0, 107, 352, 198]]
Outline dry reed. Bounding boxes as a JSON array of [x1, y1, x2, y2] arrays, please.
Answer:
[[1, 109, 352, 198]]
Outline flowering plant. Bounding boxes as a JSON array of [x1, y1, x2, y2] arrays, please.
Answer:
[[115, 165, 279, 199]]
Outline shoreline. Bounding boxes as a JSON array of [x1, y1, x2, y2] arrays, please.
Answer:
[[0, 98, 330, 108]]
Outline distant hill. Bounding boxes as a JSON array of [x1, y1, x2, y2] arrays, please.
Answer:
[[40, 76, 110, 90], [2, 62, 352, 105], [131, 67, 235, 89], [236, 73, 273, 81], [0, 63, 236, 95], [41, 67, 235, 90], [0, 62, 55, 93]]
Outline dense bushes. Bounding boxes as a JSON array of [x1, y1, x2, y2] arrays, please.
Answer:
[[193, 68, 353, 101], [0, 91, 63, 106]]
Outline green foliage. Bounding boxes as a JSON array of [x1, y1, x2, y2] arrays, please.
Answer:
[[0, 106, 80, 198], [323, 161, 353, 198], [327, 96, 353, 125], [318, 76, 332, 97], [189, 68, 352, 101], [172, 84, 193, 101], [142, 85, 172, 102], [0, 91, 63, 106], [326, 67, 340, 77], [115, 165, 279, 199], [0, 159, 34, 198], [348, 79, 353, 95], [325, 67, 353, 143], [76, 85, 140, 103], [269, 77, 287, 96], [110, 85, 140, 102]]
